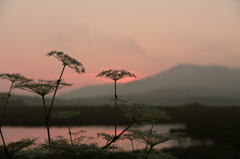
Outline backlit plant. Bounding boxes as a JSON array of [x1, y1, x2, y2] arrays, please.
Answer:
[[52, 111, 81, 145], [14, 79, 72, 144], [125, 129, 183, 159], [96, 69, 136, 137], [0, 51, 183, 159], [46, 51, 85, 134], [0, 73, 32, 159], [0, 138, 37, 159], [101, 99, 174, 151]]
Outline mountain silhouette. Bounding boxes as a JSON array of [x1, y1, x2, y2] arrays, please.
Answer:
[[9, 64, 240, 106], [58, 64, 240, 105]]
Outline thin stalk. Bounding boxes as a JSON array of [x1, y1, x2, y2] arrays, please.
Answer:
[[144, 145, 153, 159], [0, 82, 14, 159], [41, 96, 53, 159], [102, 121, 135, 149], [130, 140, 135, 153], [142, 123, 154, 159], [41, 96, 51, 144], [114, 80, 117, 137], [0, 131, 7, 156], [47, 64, 66, 119], [46, 64, 66, 159], [67, 118, 73, 145], [86, 121, 135, 159]]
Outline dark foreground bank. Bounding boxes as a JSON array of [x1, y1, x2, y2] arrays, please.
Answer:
[[1, 105, 240, 159]]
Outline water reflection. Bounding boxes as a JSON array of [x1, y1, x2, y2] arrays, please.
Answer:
[[2, 124, 185, 151]]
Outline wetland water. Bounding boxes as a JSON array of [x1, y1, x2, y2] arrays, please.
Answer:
[[2, 124, 185, 151]]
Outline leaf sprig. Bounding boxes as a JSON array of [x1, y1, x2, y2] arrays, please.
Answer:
[[116, 99, 171, 124]]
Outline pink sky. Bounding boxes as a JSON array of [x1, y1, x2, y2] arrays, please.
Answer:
[[0, 0, 240, 96]]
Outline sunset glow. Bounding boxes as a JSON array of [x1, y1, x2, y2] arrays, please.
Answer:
[[0, 0, 240, 95]]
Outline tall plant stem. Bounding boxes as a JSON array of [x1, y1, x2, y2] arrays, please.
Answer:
[[67, 119, 73, 145], [41, 96, 53, 159], [41, 96, 51, 144], [114, 80, 117, 137], [102, 121, 135, 149], [0, 82, 13, 159], [130, 140, 135, 153], [144, 145, 153, 159], [47, 65, 66, 119], [142, 123, 154, 159], [45, 65, 66, 159], [87, 121, 135, 159]]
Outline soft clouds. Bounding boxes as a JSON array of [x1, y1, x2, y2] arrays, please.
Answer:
[[0, 0, 240, 94], [109, 38, 144, 54]]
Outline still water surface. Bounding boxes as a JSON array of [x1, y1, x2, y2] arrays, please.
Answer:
[[2, 124, 184, 151]]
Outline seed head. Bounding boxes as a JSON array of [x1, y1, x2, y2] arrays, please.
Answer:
[[46, 51, 85, 74], [96, 69, 136, 81], [0, 73, 32, 83], [14, 79, 72, 96], [127, 129, 182, 147]]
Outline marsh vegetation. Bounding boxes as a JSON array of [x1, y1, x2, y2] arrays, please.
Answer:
[[0, 51, 183, 159]]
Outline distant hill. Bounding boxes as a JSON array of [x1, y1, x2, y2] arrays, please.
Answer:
[[8, 64, 240, 106], [59, 64, 240, 100]]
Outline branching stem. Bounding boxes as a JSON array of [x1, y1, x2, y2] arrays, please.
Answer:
[[47, 64, 66, 118], [145, 145, 153, 159], [41, 96, 51, 144], [0, 82, 13, 159], [114, 80, 117, 137], [142, 123, 154, 159], [67, 119, 73, 145], [102, 121, 135, 149]]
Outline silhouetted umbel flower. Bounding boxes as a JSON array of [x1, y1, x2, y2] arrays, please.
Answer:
[[96, 69, 136, 81], [96, 69, 136, 137], [127, 129, 182, 147], [14, 79, 72, 96], [46, 51, 85, 74], [0, 73, 32, 84]]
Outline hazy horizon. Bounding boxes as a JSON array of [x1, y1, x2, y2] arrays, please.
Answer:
[[1, 0, 240, 95]]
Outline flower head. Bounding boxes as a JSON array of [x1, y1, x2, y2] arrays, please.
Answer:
[[96, 69, 136, 81], [46, 51, 85, 74], [116, 99, 171, 124], [51, 111, 81, 119], [0, 73, 32, 83], [127, 129, 182, 147], [14, 79, 72, 96]]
